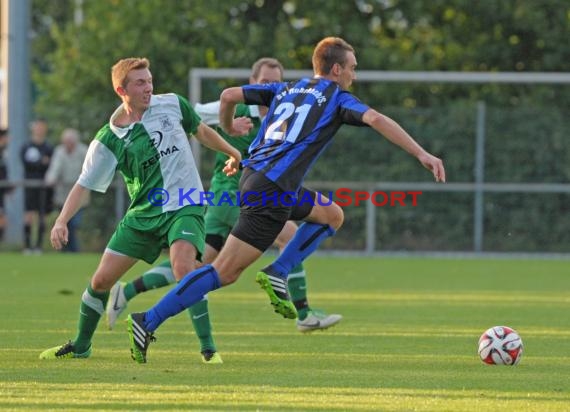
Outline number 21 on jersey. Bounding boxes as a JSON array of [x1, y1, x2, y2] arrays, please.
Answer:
[[264, 102, 311, 143]]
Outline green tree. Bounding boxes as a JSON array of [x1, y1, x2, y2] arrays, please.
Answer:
[[31, 0, 570, 252]]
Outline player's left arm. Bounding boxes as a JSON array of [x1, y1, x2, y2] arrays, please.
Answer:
[[194, 123, 242, 176], [219, 87, 245, 136], [363, 108, 446, 183]]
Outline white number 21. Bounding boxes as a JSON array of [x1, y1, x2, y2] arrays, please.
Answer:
[[264, 102, 311, 143]]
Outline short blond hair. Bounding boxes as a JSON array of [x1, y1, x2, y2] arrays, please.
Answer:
[[111, 57, 150, 91], [312, 37, 354, 75]]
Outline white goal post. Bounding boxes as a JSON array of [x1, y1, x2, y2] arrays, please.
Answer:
[[188, 69, 570, 254]]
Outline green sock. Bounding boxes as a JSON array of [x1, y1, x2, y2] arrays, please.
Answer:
[[73, 284, 109, 353], [288, 263, 310, 320], [124, 259, 175, 301], [124, 260, 216, 353], [188, 297, 216, 353]]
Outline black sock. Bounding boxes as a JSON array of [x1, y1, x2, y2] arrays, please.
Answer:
[[36, 220, 45, 249], [24, 224, 31, 249]]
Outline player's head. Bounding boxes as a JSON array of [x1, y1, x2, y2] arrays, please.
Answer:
[[250, 57, 284, 85], [111, 57, 153, 110], [312, 37, 357, 90]]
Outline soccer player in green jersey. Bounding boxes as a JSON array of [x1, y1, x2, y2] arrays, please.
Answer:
[[39, 57, 241, 359], [106, 58, 342, 364]]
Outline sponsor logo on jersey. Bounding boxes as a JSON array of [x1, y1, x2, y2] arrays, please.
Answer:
[[141, 145, 180, 170], [149, 130, 163, 148]]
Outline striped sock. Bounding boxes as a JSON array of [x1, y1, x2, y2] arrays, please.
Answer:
[[73, 285, 109, 352]]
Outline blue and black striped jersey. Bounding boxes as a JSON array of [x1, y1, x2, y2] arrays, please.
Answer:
[[241, 77, 370, 192]]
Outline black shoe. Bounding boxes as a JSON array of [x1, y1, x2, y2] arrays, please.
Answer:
[[127, 312, 155, 364]]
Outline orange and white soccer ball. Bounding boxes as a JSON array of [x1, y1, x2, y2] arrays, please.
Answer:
[[478, 326, 523, 365]]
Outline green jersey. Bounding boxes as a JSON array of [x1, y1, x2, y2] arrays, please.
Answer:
[[195, 102, 261, 193], [78, 93, 203, 217]]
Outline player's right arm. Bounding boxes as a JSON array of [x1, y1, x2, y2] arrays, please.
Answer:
[[51, 130, 118, 250], [50, 183, 90, 250]]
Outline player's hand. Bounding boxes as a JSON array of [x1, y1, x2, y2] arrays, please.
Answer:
[[223, 155, 241, 176], [50, 220, 69, 250], [418, 152, 446, 183], [229, 117, 254, 136]]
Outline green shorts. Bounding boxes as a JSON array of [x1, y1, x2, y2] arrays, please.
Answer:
[[204, 193, 240, 239], [107, 206, 205, 264]]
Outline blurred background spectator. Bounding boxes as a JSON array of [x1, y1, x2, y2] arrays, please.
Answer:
[[45, 128, 89, 252], [0, 128, 12, 243], [21, 119, 53, 254]]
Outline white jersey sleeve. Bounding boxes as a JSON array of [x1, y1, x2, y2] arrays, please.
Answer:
[[77, 139, 118, 193], [194, 101, 221, 126]]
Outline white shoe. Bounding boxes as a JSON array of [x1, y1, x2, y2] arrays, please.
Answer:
[[107, 282, 127, 330], [296, 309, 342, 333]]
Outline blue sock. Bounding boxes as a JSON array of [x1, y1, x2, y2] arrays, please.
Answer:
[[264, 222, 335, 279], [143, 265, 221, 332]]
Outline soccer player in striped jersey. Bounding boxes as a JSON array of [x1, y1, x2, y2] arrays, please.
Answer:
[[108, 58, 342, 364], [39, 57, 241, 360], [127, 37, 445, 363]]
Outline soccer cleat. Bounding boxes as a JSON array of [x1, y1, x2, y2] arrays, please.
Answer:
[[255, 271, 298, 319], [201, 350, 223, 364], [127, 312, 155, 364], [39, 341, 92, 360], [296, 309, 342, 333], [107, 282, 127, 330]]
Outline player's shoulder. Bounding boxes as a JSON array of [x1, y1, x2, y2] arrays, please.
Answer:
[[151, 93, 186, 106], [147, 94, 195, 125], [88, 124, 125, 156], [93, 123, 116, 143]]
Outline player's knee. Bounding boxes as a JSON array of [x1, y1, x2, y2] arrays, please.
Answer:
[[309, 202, 344, 230], [171, 260, 197, 281], [327, 202, 344, 230], [90, 275, 113, 292]]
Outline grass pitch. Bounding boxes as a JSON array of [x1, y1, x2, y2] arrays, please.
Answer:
[[0, 253, 569, 411]]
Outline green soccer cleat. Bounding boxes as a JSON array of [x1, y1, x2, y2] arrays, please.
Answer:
[[39, 341, 91, 360], [201, 350, 223, 364], [127, 312, 155, 364], [296, 309, 343, 333], [255, 271, 298, 319]]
